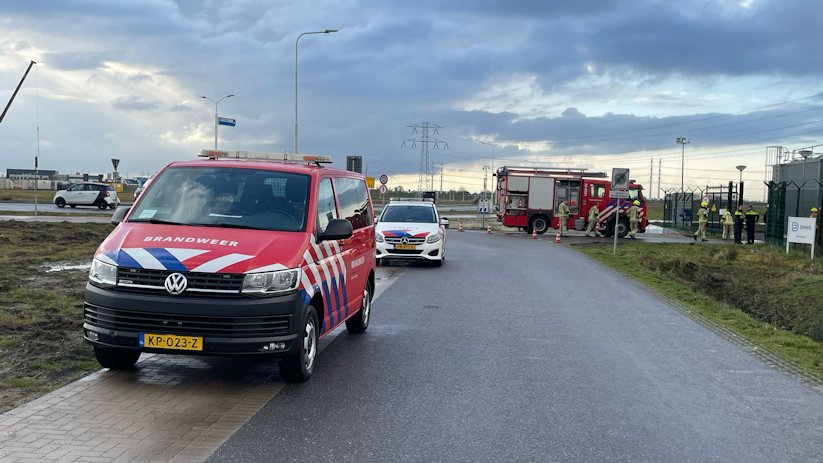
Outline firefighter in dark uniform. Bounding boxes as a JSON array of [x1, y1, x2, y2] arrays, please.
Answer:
[[733, 205, 745, 244], [745, 205, 759, 244]]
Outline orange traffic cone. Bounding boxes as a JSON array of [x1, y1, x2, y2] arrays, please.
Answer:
[[458, 221, 464, 232], [554, 230, 561, 243], [532, 228, 537, 239], [486, 223, 492, 234]]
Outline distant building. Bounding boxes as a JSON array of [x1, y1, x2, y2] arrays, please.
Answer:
[[6, 168, 58, 180]]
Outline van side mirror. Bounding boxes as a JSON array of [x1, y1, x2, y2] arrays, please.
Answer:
[[111, 205, 130, 225], [318, 218, 353, 241]]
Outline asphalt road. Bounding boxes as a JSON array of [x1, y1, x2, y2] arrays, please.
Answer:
[[207, 231, 823, 463]]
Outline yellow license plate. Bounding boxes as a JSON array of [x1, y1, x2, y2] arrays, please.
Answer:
[[141, 333, 203, 351], [395, 244, 417, 250]]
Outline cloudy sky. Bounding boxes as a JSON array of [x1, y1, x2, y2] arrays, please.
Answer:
[[2, 0, 823, 198]]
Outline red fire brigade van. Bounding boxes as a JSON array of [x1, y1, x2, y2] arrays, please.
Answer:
[[84, 150, 376, 382], [495, 166, 647, 237]]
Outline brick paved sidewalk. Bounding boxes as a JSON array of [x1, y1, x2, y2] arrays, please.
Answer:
[[0, 355, 284, 463]]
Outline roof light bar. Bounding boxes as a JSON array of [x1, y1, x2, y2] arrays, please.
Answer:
[[199, 150, 332, 164]]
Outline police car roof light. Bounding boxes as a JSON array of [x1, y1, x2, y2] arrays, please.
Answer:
[[199, 150, 333, 164]]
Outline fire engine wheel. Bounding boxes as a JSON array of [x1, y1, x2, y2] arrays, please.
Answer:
[[616, 220, 630, 238], [346, 280, 372, 334], [530, 215, 550, 235], [280, 305, 319, 383], [94, 347, 140, 370]]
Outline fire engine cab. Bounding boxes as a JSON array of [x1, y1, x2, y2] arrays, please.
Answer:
[[495, 166, 647, 237]]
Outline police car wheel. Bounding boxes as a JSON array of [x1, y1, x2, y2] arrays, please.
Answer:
[[280, 306, 319, 383], [94, 347, 140, 370], [346, 280, 372, 334]]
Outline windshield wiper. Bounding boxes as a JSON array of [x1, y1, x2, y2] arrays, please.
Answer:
[[190, 222, 262, 230], [128, 218, 186, 225]]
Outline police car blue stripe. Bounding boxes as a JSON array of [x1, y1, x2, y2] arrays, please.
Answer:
[[145, 248, 187, 271]]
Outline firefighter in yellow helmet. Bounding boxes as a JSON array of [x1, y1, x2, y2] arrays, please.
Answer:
[[585, 204, 599, 237], [722, 208, 734, 240], [693, 201, 709, 242], [556, 200, 570, 237], [628, 200, 641, 239], [812, 207, 818, 219]]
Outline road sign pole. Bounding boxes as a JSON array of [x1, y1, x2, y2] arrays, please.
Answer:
[[613, 198, 619, 254]]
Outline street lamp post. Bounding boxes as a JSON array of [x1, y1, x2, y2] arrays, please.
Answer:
[[294, 29, 338, 154], [479, 140, 495, 209], [736, 165, 746, 206], [676, 137, 689, 194], [200, 94, 234, 149]]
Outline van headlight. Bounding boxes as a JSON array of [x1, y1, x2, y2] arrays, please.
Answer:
[[426, 233, 441, 244], [242, 268, 301, 295], [89, 258, 117, 287]]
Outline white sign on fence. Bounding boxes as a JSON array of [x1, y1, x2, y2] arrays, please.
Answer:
[[786, 216, 816, 259]]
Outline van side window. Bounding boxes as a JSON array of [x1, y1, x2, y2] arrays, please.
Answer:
[[590, 184, 606, 198], [333, 177, 373, 230], [316, 178, 338, 233]]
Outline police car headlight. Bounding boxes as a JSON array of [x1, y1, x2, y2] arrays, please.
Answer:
[[375, 232, 385, 243], [89, 258, 117, 287], [426, 234, 441, 244], [242, 268, 300, 295]]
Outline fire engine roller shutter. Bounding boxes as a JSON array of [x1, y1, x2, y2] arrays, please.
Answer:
[[529, 177, 555, 210]]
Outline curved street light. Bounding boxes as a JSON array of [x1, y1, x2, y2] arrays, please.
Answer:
[[200, 94, 234, 149], [295, 29, 338, 154], [676, 137, 689, 194]]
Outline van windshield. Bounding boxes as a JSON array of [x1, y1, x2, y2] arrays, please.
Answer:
[[129, 166, 310, 232]]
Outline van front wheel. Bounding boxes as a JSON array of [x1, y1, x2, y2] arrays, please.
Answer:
[[280, 306, 319, 383]]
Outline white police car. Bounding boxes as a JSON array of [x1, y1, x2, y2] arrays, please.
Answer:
[[375, 198, 447, 266]]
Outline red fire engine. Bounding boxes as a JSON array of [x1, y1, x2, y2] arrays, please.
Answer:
[[494, 166, 647, 237]]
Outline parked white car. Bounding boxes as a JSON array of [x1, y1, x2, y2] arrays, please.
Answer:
[[53, 182, 119, 209], [375, 198, 447, 266]]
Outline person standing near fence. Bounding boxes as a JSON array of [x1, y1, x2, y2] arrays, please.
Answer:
[[745, 205, 759, 244], [692, 201, 709, 242], [722, 209, 734, 240], [733, 205, 745, 244]]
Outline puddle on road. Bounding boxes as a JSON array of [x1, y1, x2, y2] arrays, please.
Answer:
[[45, 262, 92, 273]]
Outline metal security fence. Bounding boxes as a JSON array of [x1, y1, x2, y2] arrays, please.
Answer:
[[662, 183, 740, 234], [764, 180, 822, 251]]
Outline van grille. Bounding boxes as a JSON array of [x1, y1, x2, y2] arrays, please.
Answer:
[[84, 304, 291, 337], [117, 268, 244, 293]]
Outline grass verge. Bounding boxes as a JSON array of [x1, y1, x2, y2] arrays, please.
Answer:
[[575, 241, 823, 381], [0, 220, 114, 413]]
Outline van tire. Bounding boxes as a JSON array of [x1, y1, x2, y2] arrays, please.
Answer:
[[346, 281, 372, 334], [94, 347, 140, 370], [530, 215, 550, 235], [280, 305, 319, 383]]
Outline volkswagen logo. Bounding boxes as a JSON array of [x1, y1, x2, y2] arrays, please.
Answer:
[[400, 237, 409, 244], [164, 273, 188, 295]]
